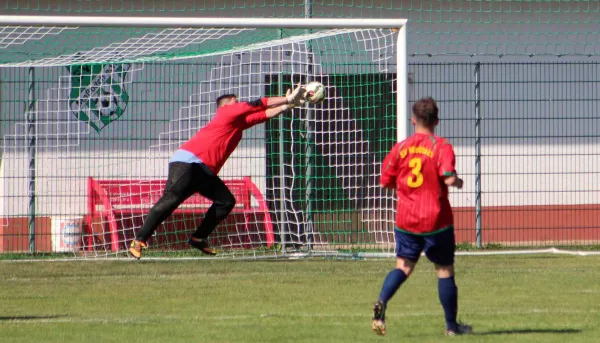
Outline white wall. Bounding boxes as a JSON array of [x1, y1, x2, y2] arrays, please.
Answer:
[[2, 0, 600, 220]]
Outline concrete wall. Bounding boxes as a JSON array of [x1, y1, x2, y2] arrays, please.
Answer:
[[1, 0, 599, 225]]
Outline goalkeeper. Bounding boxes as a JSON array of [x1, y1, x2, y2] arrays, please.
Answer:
[[129, 85, 306, 259]]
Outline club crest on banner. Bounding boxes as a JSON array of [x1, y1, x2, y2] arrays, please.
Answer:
[[66, 63, 131, 132]]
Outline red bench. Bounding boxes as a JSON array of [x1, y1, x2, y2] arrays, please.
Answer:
[[86, 176, 274, 252]]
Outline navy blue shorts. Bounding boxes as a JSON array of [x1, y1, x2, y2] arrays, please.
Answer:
[[394, 227, 455, 266]]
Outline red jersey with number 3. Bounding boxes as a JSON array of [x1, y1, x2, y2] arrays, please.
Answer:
[[380, 133, 457, 235]]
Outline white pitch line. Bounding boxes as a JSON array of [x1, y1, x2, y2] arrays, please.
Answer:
[[1, 308, 598, 325], [1, 248, 600, 263]]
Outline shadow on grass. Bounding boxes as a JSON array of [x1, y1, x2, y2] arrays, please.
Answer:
[[475, 328, 582, 336], [0, 315, 65, 321]]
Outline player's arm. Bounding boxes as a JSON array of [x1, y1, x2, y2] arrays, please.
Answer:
[[244, 102, 292, 126], [245, 86, 303, 124], [245, 103, 293, 126], [235, 84, 305, 120], [265, 104, 292, 118], [263, 84, 305, 108], [264, 97, 289, 108], [444, 175, 463, 189], [438, 143, 463, 189], [244, 84, 305, 111], [380, 144, 401, 189], [245, 97, 291, 113]]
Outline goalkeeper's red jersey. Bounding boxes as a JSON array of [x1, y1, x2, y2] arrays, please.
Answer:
[[380, 133, 457, 235], [179, 98, 269, 174]]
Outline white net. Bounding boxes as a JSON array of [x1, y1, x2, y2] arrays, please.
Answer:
[[1, 28, 254, 67], [0, 26, 73, 49], [0, 25, 400, 257]]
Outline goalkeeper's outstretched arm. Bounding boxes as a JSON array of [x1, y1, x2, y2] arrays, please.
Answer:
[[265, 84, 306, 108], [244, 85, 305, 124], [265, 96, 290, 108], [265, 104, 293, 118], [264, 84, 306, 118]]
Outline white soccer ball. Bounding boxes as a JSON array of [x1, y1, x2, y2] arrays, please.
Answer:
[[304, 81, 325, 104]]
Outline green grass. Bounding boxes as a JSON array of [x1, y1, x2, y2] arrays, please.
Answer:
[[1, 255, 599, 343]]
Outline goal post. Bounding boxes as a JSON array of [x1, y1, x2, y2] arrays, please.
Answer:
[[0, 15, 407, 29], [0, 15, 408, 258]]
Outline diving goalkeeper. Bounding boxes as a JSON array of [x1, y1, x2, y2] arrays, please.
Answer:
[[129, 85, 306, 259]]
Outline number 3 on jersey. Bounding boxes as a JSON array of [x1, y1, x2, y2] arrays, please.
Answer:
[[407, 157, 424, 188]]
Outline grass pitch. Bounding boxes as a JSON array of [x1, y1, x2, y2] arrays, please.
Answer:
[[1, 255, 599, 343]]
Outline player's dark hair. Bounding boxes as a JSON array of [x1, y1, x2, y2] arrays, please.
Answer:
[[216, 94, 237, 107], [412, 97, 439, 126]]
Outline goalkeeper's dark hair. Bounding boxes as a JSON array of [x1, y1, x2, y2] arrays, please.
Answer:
[[216, 94, 237, 107], [412, 97, 439, 127]]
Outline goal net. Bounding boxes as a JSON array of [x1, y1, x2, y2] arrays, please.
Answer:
[[0, 17, 406, 258]]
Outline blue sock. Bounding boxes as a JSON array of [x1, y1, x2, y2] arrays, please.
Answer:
[[438, 276, 458, 331], [378, 269, 408, 305]]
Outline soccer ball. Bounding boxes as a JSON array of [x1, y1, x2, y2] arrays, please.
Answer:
[[304, 81, 325, 104]]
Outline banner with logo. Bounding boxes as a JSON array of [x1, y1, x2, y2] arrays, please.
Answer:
[[66, 63, 131, 132]]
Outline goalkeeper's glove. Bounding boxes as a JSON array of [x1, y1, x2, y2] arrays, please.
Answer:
[[281, 89, 294, 112], [282, 89, 295, 111], [286, 83, 306, 107]]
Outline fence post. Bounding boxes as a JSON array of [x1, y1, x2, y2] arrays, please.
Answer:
[[27, 66, 36, 254], [474, 62, 482, 248]]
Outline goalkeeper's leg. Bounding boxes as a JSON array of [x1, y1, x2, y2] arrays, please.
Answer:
[[372, 231, 422, 336], [188, 163, 236, 255], [130, 162, 196, 259]]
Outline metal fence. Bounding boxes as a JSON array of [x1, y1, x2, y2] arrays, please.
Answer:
[[410, 62, 600, 248], [1, 62, 599, 254]]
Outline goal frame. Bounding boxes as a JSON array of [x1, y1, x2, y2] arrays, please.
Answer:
[[0, 15, 409, 141], [0, 15, 408, 256]]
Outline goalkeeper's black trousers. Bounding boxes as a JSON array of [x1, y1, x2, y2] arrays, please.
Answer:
[[135, 162, 236, 242]]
